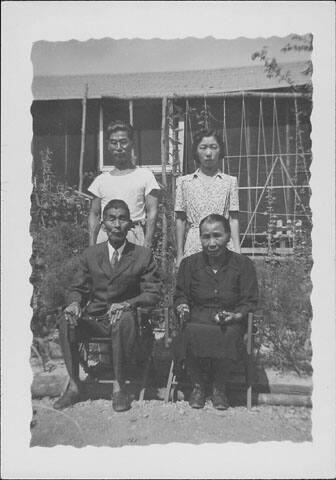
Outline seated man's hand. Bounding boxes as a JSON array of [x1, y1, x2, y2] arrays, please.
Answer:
[[176, 303, 190, 325], [108, 302, 131, 324], [64, 302, 81, 327]]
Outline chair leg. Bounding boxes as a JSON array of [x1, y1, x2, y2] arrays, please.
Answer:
[[165, 359, 175, 403], [246, 351, 254, 410], [70, 342, 81, 381], [246, 313, 254, 409], [139, 354, 152, 401], [247, 380, 252, 410], [164, 307, 170, 349]]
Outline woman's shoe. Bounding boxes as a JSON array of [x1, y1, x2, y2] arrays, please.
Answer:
[[189, 384, 206, 409], [212, 386, 230, 410]]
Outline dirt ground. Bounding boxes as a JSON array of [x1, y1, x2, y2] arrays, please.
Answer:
[[30, 334, 312, 447], [31, 395, 311, 447]]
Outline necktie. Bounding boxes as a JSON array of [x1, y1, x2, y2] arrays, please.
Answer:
[[110, 249, 119, 268]]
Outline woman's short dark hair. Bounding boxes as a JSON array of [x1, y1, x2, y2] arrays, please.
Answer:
[[192, 128, 225, 164], [106, 120, 134, 141], [199, 214, 231, 235], [102, 199, 131, 220]]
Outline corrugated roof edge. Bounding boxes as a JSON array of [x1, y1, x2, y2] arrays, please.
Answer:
[[32, 61, 312, 101]]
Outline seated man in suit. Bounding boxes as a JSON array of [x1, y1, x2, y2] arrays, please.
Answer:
[[54, 199, 161, 412]]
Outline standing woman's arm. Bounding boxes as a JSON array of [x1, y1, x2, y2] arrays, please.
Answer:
[[229, 176, 241, 253], [176, 212, 187, 268], [230, 212, 241, 253], [175, 177, 187, 268]]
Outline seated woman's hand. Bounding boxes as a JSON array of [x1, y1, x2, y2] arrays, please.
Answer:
[[64, 302, 81, 327], [176, 303, 190, 325], [214, 311, 241, 326]]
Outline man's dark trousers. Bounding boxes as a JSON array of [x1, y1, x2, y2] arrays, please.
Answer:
[[58, 310, 139, 385]]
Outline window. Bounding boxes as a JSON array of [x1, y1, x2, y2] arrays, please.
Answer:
[[101, 98, 163, 172]]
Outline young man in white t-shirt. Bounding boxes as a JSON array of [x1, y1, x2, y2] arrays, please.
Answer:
[[88, 121, 160, 248]]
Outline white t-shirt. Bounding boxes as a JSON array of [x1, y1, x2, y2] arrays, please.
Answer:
[[88, 167, 160, 222]]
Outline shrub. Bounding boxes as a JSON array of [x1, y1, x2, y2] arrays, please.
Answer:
[[255, 254, 312, 375], [31, 223, 89, 334], [30, 149, 92, 335]]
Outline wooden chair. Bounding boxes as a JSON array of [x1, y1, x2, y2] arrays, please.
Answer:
[[75, 307, 157, 401], [165, 312, 256, 409], [245, 313, 255, 409]]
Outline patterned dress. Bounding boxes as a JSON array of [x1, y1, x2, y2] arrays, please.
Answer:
[[175, 169, 239, 257]]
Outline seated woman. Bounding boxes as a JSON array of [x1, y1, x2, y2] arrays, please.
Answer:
[[173, 214, 258, 410]]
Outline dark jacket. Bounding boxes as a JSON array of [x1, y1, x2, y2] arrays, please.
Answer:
[[174, 249, 259, 324], [67, 241, 161, 315]]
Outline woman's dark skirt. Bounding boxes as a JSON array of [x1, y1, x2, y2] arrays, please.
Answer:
[[172, 320, 245, 363]]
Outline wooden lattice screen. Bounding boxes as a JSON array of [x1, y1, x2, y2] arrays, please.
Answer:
[[166, 92, 312, 256]]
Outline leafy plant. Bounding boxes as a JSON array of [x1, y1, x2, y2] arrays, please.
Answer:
[[251, 33, 313, 90], [31, 223, 89, 334], [30, 148, 91, 335], [31, 148, 92, 229], [255, 252, 312, 375]]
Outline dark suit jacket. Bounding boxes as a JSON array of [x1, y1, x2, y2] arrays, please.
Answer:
[[67, 241, 161, 315]]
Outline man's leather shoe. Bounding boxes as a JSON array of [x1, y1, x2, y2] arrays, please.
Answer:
[[54, 386, 80, 410], [112, 390, 131, 412], [212, 386, 230, 410], [189, 384, 206, 409]]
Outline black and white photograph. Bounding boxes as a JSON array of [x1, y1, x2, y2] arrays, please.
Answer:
[[2, 2, 335, 479]]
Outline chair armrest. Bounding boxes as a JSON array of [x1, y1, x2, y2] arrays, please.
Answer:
[[136, 306, 157, 321], [136, 306, 154, 315], [136, 307, 162, 334]]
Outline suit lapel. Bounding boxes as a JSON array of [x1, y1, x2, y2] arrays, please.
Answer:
[[97, 242, 113, 279], [97, 241, 135, 281], [110, 241, 135, 281]]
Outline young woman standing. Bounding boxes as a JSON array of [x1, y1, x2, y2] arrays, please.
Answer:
[[175, 129, 240, 267]]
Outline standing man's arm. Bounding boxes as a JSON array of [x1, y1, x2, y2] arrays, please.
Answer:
[[229, 211, 241, 253], [126, 251, 162, 308], [88, 197, 101, 246], [144, 191, 159, 248], [66, 251, 92, 308]]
